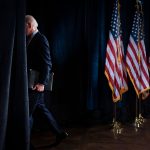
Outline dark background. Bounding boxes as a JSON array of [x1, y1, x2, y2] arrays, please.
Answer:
[[26, 0, 150, 127]]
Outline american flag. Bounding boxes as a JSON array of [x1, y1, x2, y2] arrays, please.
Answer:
[[105, 0, 128, 102], [148, 55, 150, 71], [126, 1, 150, 97]]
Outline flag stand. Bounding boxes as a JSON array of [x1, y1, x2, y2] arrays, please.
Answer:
[[138, 94, 145, 123], [112, 102, 122, 135], [134, 95, 144, 130]]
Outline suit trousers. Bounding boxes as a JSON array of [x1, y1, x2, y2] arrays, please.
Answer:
[[29, 89, 63, 135]]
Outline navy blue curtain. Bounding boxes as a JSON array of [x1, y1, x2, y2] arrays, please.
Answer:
[[27, 0, 150, 125], [0, 0, 29, 150]]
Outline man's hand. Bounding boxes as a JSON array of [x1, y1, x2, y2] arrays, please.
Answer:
[[32, 83, 45, 92]]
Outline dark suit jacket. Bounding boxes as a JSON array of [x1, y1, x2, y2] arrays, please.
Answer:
[[27, 31, 52, 86]]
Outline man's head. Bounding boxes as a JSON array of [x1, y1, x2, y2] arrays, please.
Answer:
[[25, 15, 38, 36]]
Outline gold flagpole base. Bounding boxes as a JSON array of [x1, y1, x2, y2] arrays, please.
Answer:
[[134, 114, 144, 131], [112, 121, 123, 135], [138, 113, 145, 124], [134, 117, 141, 128]]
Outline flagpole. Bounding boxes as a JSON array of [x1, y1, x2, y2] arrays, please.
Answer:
[[139, 94, 145, 123], [112, 102, 122, 135], [111, 0, 123, 135], [138, 1, 145, 125], [134, 0, 144, 129], [138, 0, 145, 126], [134, 0, 140, 130], [126, 0, 150, 130], [134, 96, 140, 129], [134, 95, 144, 130], [105, 0, 128, 135]]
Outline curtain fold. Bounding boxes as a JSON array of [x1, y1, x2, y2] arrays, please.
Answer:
[[0, 0, 29, 149]]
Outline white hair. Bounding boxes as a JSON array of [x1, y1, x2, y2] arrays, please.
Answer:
[[25, 15, 38, 29]]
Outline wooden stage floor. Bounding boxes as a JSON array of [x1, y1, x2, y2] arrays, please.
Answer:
[[31, 118, 150, 150]]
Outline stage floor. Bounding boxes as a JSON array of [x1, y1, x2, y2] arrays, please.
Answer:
[[31, 118, 150, 150]]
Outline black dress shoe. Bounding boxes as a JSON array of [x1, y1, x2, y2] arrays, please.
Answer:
[[36, 132, 69, 149], [55, 132, 68, 145]]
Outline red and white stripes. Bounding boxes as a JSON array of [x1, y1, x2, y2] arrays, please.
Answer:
[[126, 36, 150, 96], [105, 32, 128, 102]]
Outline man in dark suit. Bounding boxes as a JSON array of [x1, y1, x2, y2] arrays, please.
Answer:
[[25, 15, 68, 149]]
